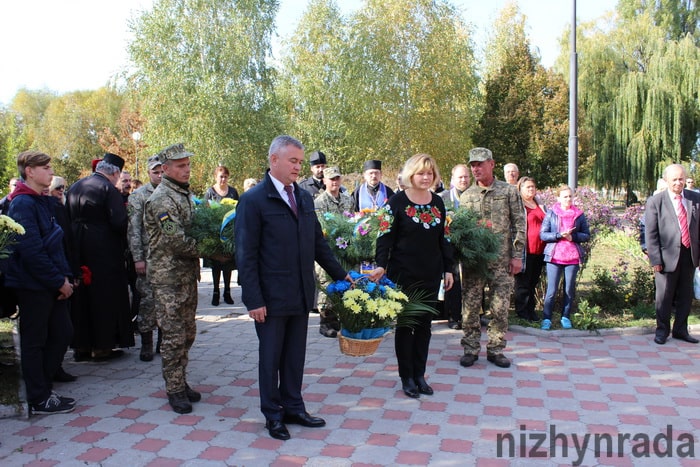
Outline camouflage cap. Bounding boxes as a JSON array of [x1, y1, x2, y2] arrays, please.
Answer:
[[323, 166, 342, 179], [147, 154, 162, 170], [468, 147, 493, 163], [159, 143, 193, 162]]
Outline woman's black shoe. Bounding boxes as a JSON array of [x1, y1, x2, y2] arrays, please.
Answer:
[[211, 291, 220, 306], [401, 377, 420, 398], [414, 376, 433, 395], [223, 291, 234, 305]]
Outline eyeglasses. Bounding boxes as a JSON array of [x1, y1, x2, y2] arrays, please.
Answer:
[[55, 185, 65, 190]]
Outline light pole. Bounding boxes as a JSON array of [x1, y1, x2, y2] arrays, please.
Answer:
[[132, 131, 141, 180]]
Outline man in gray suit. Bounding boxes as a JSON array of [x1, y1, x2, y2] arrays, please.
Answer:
[[645, 164, 700, 345]]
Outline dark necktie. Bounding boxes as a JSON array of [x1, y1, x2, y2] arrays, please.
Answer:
[[676, 194, 690, 248], [284, 185, 297, 217]]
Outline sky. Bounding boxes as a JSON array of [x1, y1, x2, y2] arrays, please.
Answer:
[[0, 0, 614, 106]]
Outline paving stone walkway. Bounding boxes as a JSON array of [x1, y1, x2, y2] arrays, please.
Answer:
[[0, 269, 699, 466]]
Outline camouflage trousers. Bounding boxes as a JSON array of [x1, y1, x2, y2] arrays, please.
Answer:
[[460, 266, 513, 356], [313, 263, 338, 323], [136, 274, 158, 334], [154, 281, 197, 394]]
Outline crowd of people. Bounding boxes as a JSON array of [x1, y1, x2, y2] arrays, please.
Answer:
[[1, 137, 698, 441]]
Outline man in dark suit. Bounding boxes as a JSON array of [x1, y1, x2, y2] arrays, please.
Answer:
[[645, 163, 700, 345], [235, 135, 351, 441]]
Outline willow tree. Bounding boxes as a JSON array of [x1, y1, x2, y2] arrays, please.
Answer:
[[575, 0, 700, 194], [336, 0, 479, 172], [127, 0, 282, 190], [473, 3, 576, 189], [278, 0, 349, 161]]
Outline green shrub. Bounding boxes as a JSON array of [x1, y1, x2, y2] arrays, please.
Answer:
[[573, 299, 601, 333]]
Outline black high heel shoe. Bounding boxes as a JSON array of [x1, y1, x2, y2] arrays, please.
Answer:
[[414, 376, 434, 395], [401, 377, 420, 398]]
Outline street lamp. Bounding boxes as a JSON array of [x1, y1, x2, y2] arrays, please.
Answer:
[[132, 131, 141, 180]]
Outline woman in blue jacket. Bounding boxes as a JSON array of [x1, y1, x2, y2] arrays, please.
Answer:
[[6, 151, 75, 415], [539, 185, 590, 330]]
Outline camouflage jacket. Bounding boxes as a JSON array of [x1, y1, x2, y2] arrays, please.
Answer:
[[127, 182, 156, 263], [458, 179, 526, 259], [144, 177, 199, 286], [314, 189, 354, 215]]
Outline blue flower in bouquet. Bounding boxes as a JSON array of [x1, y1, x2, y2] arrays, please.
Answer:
[[324, 271, 408, 335]]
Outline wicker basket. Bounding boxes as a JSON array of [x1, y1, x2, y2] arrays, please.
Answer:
[[338, 335, 383, 357]]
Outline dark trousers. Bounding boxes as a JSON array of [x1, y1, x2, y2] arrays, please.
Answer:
[[255, 313, 309, 420], [655, 246, 694, 338], [514, 253, 545, 318], [395, 311, 432, 379], [16, 288, 73, 404]]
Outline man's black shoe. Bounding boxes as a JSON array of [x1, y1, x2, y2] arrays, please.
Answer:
[[265, 419, 290, 440], [414, 376, 434, 395], [447, 319, 462, 330], [654, 335, 667, 345], [53, 367, 77, 382], [516, 312, 539, 322], [283, 411, 326, 427], [672, 333, 699, 344], [487, 354, 511, 368], [185, 384, 201, 402], [167, 391, 192, 414], [401, 377, 420, 398], [459, 354, 478, 367]]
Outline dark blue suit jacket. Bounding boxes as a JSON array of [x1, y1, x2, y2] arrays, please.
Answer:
[[235, 171, 346, 315]]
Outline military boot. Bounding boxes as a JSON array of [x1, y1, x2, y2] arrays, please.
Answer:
[[185, 383, 201, 402], [167, 391, 192, 414], [139, 331, 153, 362]]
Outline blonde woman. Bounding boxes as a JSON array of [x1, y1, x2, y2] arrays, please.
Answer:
[[370, 154, 454, 398]]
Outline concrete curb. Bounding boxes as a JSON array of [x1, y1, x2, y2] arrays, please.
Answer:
[[510, 322, 700, 338]]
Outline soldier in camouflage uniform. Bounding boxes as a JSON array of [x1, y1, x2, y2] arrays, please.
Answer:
[[127, 154, 163, 362], [144, 143, 202, 414], [458, 148, 525, 369], [313, 166, 355, 337]]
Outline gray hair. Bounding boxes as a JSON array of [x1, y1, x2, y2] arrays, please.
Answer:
[[662, 163, 686, 180], [268, 135, 304, 163], [96, 160, 121, 175]]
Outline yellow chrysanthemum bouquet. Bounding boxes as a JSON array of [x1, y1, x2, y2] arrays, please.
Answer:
[[325, 271, 436, 340], [0, 214, 25, 259]]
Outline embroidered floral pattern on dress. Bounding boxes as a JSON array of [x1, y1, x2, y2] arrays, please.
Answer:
[[405, 204, 442, 229]]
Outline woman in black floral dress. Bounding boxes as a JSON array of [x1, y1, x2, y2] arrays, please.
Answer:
[[370, 154, 454, 398]]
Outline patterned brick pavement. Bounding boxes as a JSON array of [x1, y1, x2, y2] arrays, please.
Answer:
[[1, 270, 699, 466]]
